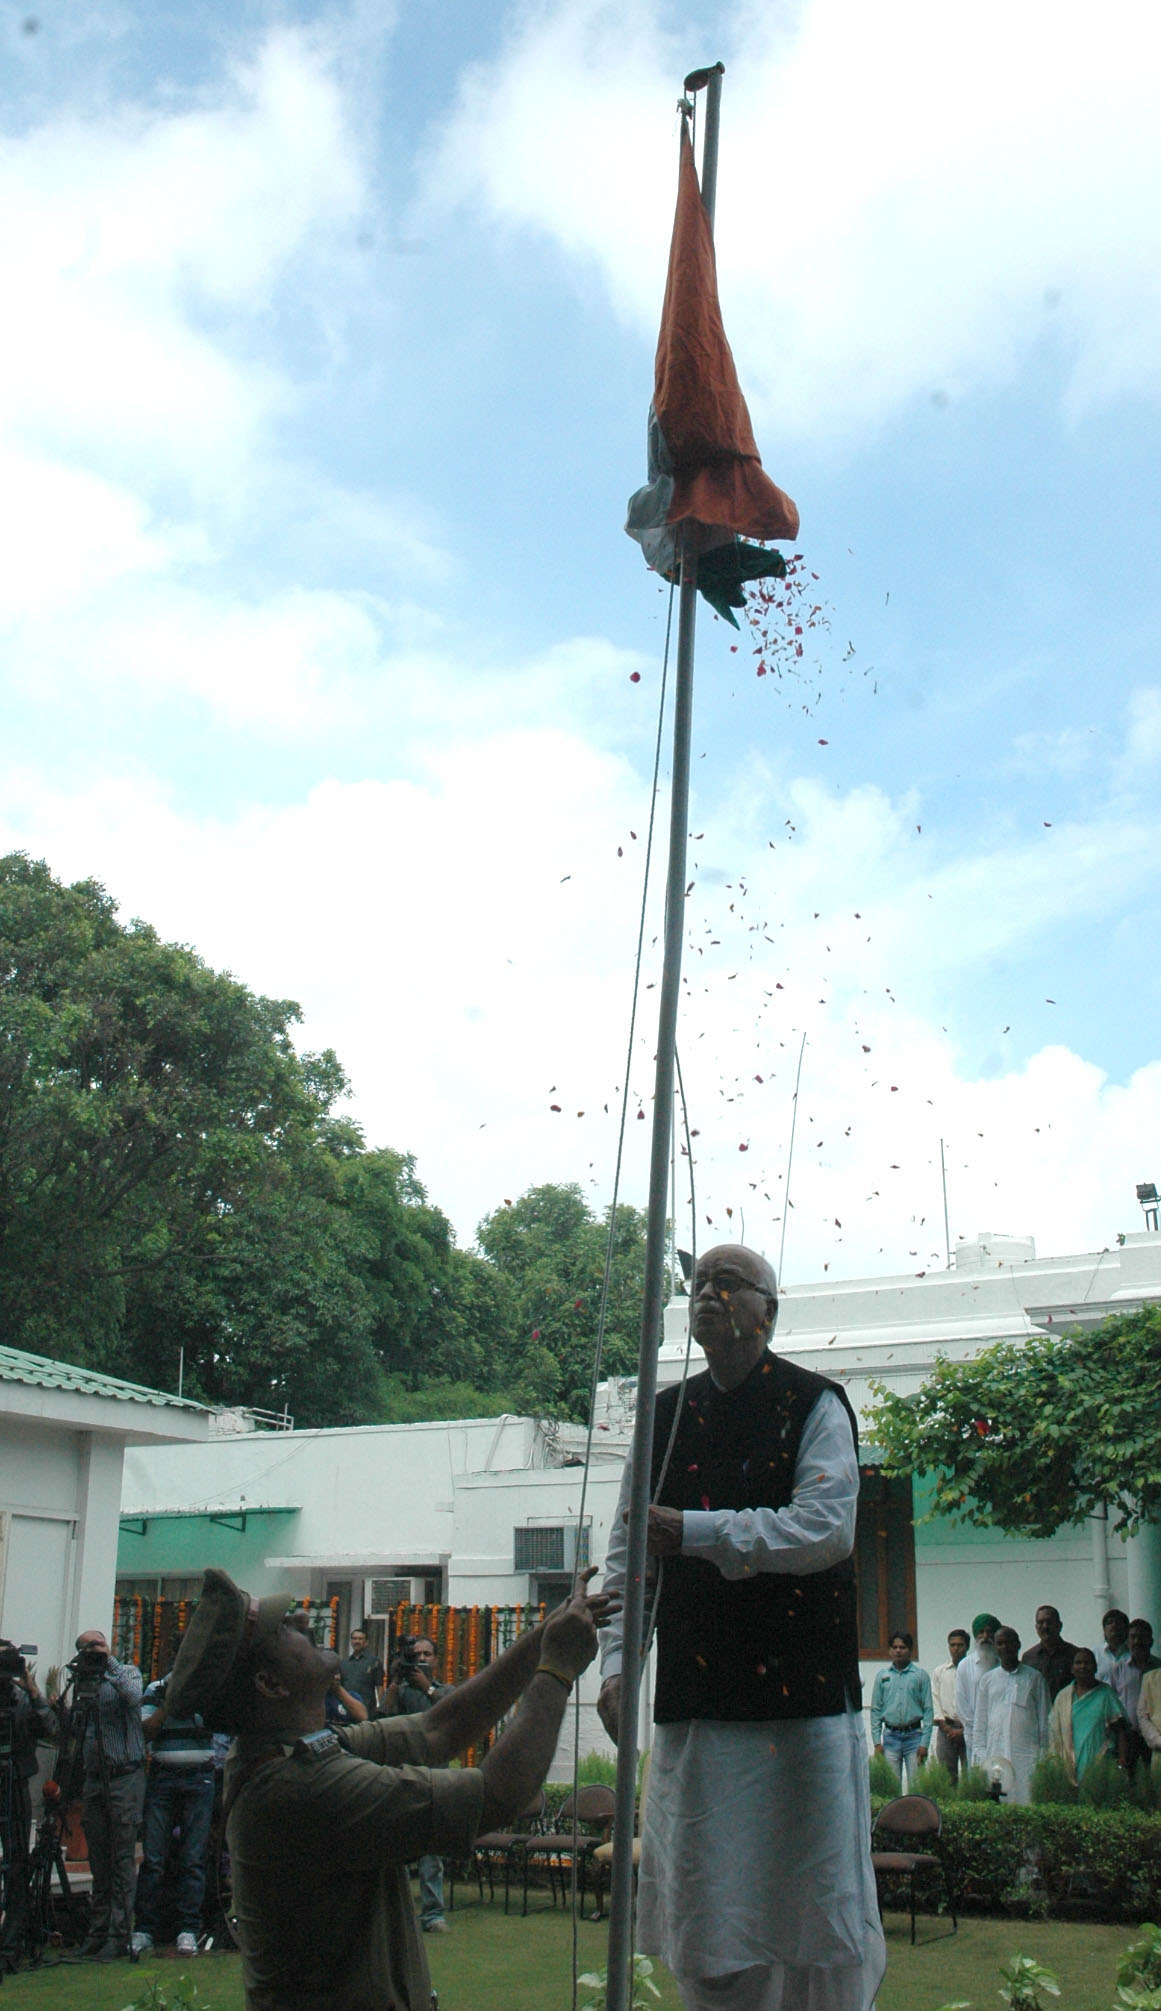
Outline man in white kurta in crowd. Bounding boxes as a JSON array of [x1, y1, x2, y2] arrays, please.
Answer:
[[930, 1628, 970, 1781], [974, 1626, 1050, 1803], [598, 1244, 884, 2011], [954, 1613, 1000, 1770]]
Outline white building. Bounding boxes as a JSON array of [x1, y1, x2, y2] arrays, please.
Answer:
[[116, 1227, 1161, 1765], [0, 1345, 210, 1678]]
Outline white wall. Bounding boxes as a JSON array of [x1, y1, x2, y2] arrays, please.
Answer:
[[0, 1419, 127, 1673]]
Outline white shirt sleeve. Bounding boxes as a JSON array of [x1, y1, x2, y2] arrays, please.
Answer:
[[598, 1453, 634, 1682], [679, 1390, 858, 1579], [597, 1388, 858, 1679]]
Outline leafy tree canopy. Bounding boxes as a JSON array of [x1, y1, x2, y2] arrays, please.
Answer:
[[866, 1307, 1161, 1539], [0, 854, 387, 1422], [476, 1183, 650, 1422], [1, 857, 654, 1432]]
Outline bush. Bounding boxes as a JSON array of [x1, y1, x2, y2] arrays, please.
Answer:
[[912, 1757, 955, 1801], [937, 1805, 1161, 1920], [868, 1751, 898, 1798], [954, 1763, 994, 1802], [1080, 1753, 1133, 1808], [1030, 1753, 1077, 1805], [576, 1751, 617, 1787]]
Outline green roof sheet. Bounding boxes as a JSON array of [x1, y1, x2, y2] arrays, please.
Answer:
[[0, 1344, 206, 1412]]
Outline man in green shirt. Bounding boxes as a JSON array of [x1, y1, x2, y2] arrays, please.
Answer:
[[167, 1567, 615, 2011], [870, 1630, 933, 1788]]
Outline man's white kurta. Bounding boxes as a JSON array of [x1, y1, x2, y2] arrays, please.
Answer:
[[954, 1644, 996, 1766], [601, 1391, 885, 2010], [974, 1664, 1050, 1804]]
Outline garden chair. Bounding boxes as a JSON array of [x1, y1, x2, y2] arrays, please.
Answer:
[[870, 1794, 956, 1944], [519, 1785, 615, 1915], [457, 1789, 547, 1913], [589, 1750, 651, 1921]]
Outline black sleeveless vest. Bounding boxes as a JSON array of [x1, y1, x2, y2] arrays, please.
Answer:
[[649, 1350, 862, 1723]]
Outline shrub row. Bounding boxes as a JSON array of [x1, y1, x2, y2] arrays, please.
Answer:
[[872, 1799, 1161, 1921]]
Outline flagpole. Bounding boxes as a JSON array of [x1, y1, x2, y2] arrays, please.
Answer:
[[604, 62, 723, 2011]]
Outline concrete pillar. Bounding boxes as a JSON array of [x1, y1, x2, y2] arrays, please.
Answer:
[[1090, 1511, 1112, 1632], [1125, 1517, 1161, 1625]]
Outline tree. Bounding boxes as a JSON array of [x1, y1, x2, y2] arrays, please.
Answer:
[[866, 1307, 1161, 1539], [0, 854, 390, 1421], [476, 1183, 650, 1421]]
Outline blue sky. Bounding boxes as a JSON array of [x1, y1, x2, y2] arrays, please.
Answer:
[[4, 0, 1161, 1284]]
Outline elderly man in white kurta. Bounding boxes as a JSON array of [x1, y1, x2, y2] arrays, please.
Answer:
[[955, 1612, 1000, 1767], [974, 1626, 1050, 1803], [598, 1245, 884, 2011]]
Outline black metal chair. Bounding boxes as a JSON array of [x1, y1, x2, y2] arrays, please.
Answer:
[[458, 1789, 547, 1913], [870, 1794, 957, 1944], [518, 1786, 615, 1916]]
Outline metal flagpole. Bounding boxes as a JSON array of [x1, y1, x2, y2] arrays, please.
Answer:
[[604, 62, 724, 2011]]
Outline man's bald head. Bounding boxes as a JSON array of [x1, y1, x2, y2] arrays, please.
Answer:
[[691, 1245, 778, 1388], [695, 1244, 778, 1302]]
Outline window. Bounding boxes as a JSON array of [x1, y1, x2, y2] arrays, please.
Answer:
[[854, 1467, 916, 1659]]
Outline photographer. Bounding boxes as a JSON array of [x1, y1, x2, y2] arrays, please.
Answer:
[[66, 1629, 145, 1962], [382, 1637, 448, 1934], [0, 1640, 57, 1964]]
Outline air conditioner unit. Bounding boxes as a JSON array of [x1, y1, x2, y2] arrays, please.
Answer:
[[365, 1577, 414, 1615], [513, 1524, 590, 1574]]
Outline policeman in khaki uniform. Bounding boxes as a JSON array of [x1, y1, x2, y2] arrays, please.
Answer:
[[166, 1567, 617, 2011]]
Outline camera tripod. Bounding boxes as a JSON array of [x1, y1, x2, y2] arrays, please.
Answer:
[[0, 1680, 90, 1979]]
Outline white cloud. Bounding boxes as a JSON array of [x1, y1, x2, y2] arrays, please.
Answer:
[[0, 451, 207, 620], [424, 0, 1161, 439], [0, 24, 371, 506], [1120, 688, 1161, 773], [5, 708, 1161, 1275]]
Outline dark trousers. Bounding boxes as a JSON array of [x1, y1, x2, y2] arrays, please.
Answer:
[[134, 1767, 216, 1939], [83, 1769, 145, 1950], [0, 1776, 33, 1954], [934, 1726, 965, 1781]]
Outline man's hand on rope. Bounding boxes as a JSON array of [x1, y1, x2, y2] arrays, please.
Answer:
[[540, 1568, 621, 1683], [621, 1503, 683, 1557]]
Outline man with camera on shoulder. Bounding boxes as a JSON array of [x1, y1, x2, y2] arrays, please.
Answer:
[[66, 1629, 145, 1961], [0, 1639, 57, 1966], [381, 1636, 449, 1935]]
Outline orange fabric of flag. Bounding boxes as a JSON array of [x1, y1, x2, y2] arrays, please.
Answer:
[[656, 127, 798, 542]]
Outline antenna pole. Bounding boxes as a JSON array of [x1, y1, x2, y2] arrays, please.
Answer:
[[604, 62, 723, 2011]]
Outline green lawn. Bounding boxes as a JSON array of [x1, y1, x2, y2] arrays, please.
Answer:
[[0, 1902, 1140, 2010]]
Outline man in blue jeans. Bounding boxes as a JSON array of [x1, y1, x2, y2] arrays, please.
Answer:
[[870, 1631, 933, 1788], [381, 1637, 449, 1933], [131, 1671, 216, 1957]]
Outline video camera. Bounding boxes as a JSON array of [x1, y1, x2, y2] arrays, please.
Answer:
[[65, 1643, 109, 1700], [390, 1637, 424, 1682], [0, 1641, 35, 1705]]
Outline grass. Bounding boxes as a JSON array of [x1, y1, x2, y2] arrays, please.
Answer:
[[0, 1898, 1140, 2010]]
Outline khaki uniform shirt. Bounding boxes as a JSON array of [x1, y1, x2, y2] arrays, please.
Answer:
[[227, 1716, 485, 2011]]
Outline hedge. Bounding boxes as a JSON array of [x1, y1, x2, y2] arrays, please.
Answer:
[[873, 1800, 1161, 1921]]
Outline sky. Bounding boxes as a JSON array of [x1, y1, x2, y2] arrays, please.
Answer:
[[3, 0, 1161, 1290]]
